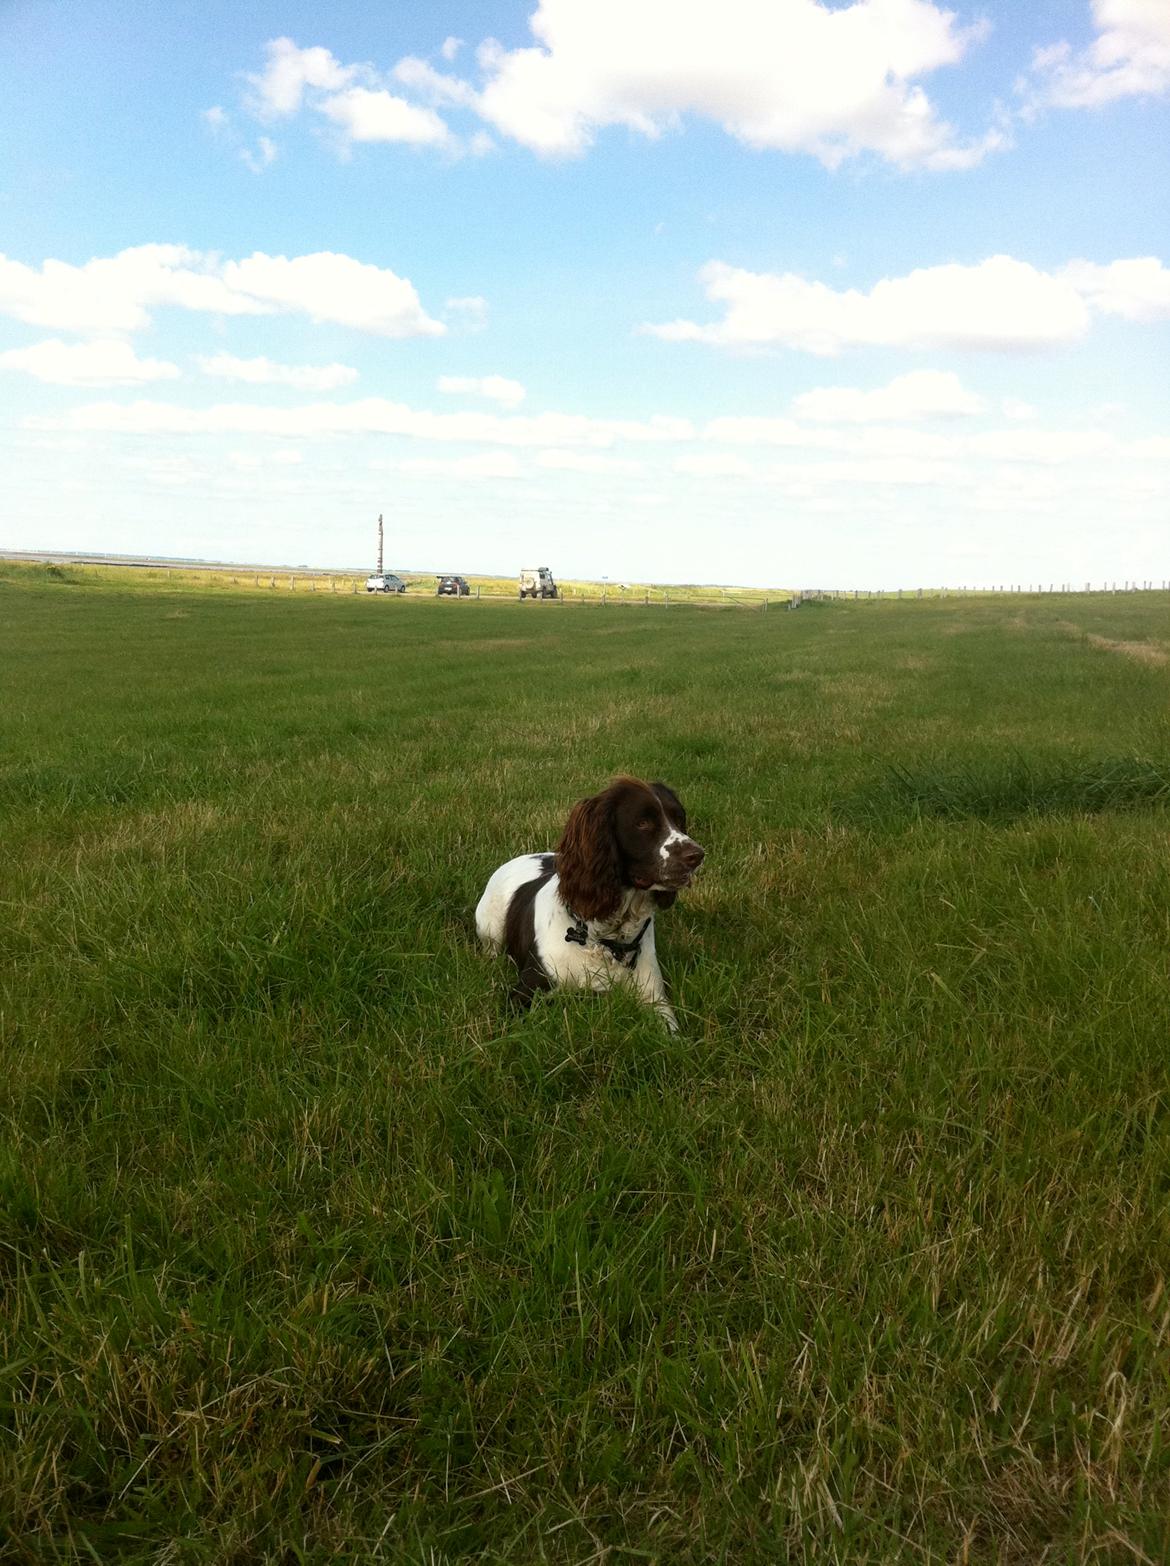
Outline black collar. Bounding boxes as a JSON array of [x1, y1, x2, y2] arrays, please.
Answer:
[[565, 913, 652, 969]]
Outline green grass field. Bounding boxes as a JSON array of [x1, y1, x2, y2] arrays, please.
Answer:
[[3, 562, 1169, 1563]]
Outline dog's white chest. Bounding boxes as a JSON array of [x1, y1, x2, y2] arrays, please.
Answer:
[[537, 893, 657, 991]]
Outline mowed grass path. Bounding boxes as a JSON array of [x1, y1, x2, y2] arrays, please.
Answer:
[[2, 569, 1169, 1563]]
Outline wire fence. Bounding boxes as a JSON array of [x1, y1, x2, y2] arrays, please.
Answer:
[[228, 577, 1169, 610], [142, 571, 788, 609]]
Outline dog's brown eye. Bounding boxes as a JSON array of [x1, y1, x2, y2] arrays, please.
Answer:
[[637, 818, 655, 832]]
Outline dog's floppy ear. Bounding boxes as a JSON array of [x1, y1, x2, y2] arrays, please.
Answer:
[[556, 788, 624, 922]]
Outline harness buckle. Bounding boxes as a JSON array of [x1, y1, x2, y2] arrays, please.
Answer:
[[566, 914, 652, 969]]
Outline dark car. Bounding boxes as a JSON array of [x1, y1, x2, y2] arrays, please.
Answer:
[[436, 575, 471, 596]]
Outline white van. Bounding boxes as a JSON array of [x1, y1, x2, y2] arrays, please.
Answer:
[[518, 566, 558, 599]]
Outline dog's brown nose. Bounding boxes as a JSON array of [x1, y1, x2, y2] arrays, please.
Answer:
[[680, 840, 705, 870]]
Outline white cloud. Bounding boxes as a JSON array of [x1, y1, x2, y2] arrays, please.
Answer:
[[317, 87, 452, 146], [30, 392, 1170, 505], [535, 448, 639, 472], [228, 448, 304, 470], [198, 353, 358, 390], [246, 38, 361, 118], [203, 102, 278, 172], [383, 451, 524, 480], [242, 37, 459, 150], [696, 417, 1170, 474], [444, 295, 489, 331], [792, 369, 985, 421], [1025, 0, 1170, 110], [241, 135, 278, 173], [783, 455, 962, 487], [119, 453, 204, 487], [1061, 257, 1170, 322], [466, 0, 1002, 169], [219, 252, 445, 336], [643, 253, 1170, 354], [606, 415, 696, 443], [701, 418, 968, 461], [965, 428, 1121, 465], [0, 337, 181, 386], [231, 6, 1005, 172], [35, 398, 694, 448], [438, 373, 526, 407], [674, 452, 756, 477], [0, 245, 444, 338], [702, 415, 808, 447], [0, 245, 262, 334], [392, 56, 480, 108], [1001, 398, 1037, 422]]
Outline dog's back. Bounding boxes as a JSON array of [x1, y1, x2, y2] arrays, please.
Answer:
[[474, 852, 556, 950]]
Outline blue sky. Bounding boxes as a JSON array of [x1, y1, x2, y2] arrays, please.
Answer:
[[1, 0, 1167, 587]]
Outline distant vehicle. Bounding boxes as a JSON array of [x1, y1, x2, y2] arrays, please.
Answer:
[[519, 565, 558, 599], [366, 573, 406, 594], [437, 575, 471, 597]]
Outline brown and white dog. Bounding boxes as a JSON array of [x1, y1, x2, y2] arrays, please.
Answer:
[[475, 776, 704, 1030]]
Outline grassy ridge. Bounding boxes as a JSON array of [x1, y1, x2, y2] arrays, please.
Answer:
[[2, 567, 1169, 1562], [0, 557, 791, 605]]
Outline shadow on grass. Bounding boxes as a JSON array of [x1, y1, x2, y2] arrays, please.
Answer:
[[847, 754, 1170, 826]]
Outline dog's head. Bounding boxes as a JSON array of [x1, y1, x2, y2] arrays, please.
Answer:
[[556, 776, 705, 922]]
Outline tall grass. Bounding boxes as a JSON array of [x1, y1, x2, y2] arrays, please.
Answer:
[[851, 754, 1170, 824], [2, 569, 1169, 1562]]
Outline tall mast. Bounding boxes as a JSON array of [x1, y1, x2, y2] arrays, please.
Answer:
[[377, 513, 383, 577]]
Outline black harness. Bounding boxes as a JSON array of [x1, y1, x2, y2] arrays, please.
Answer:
[[565, 914, 652, 969]]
